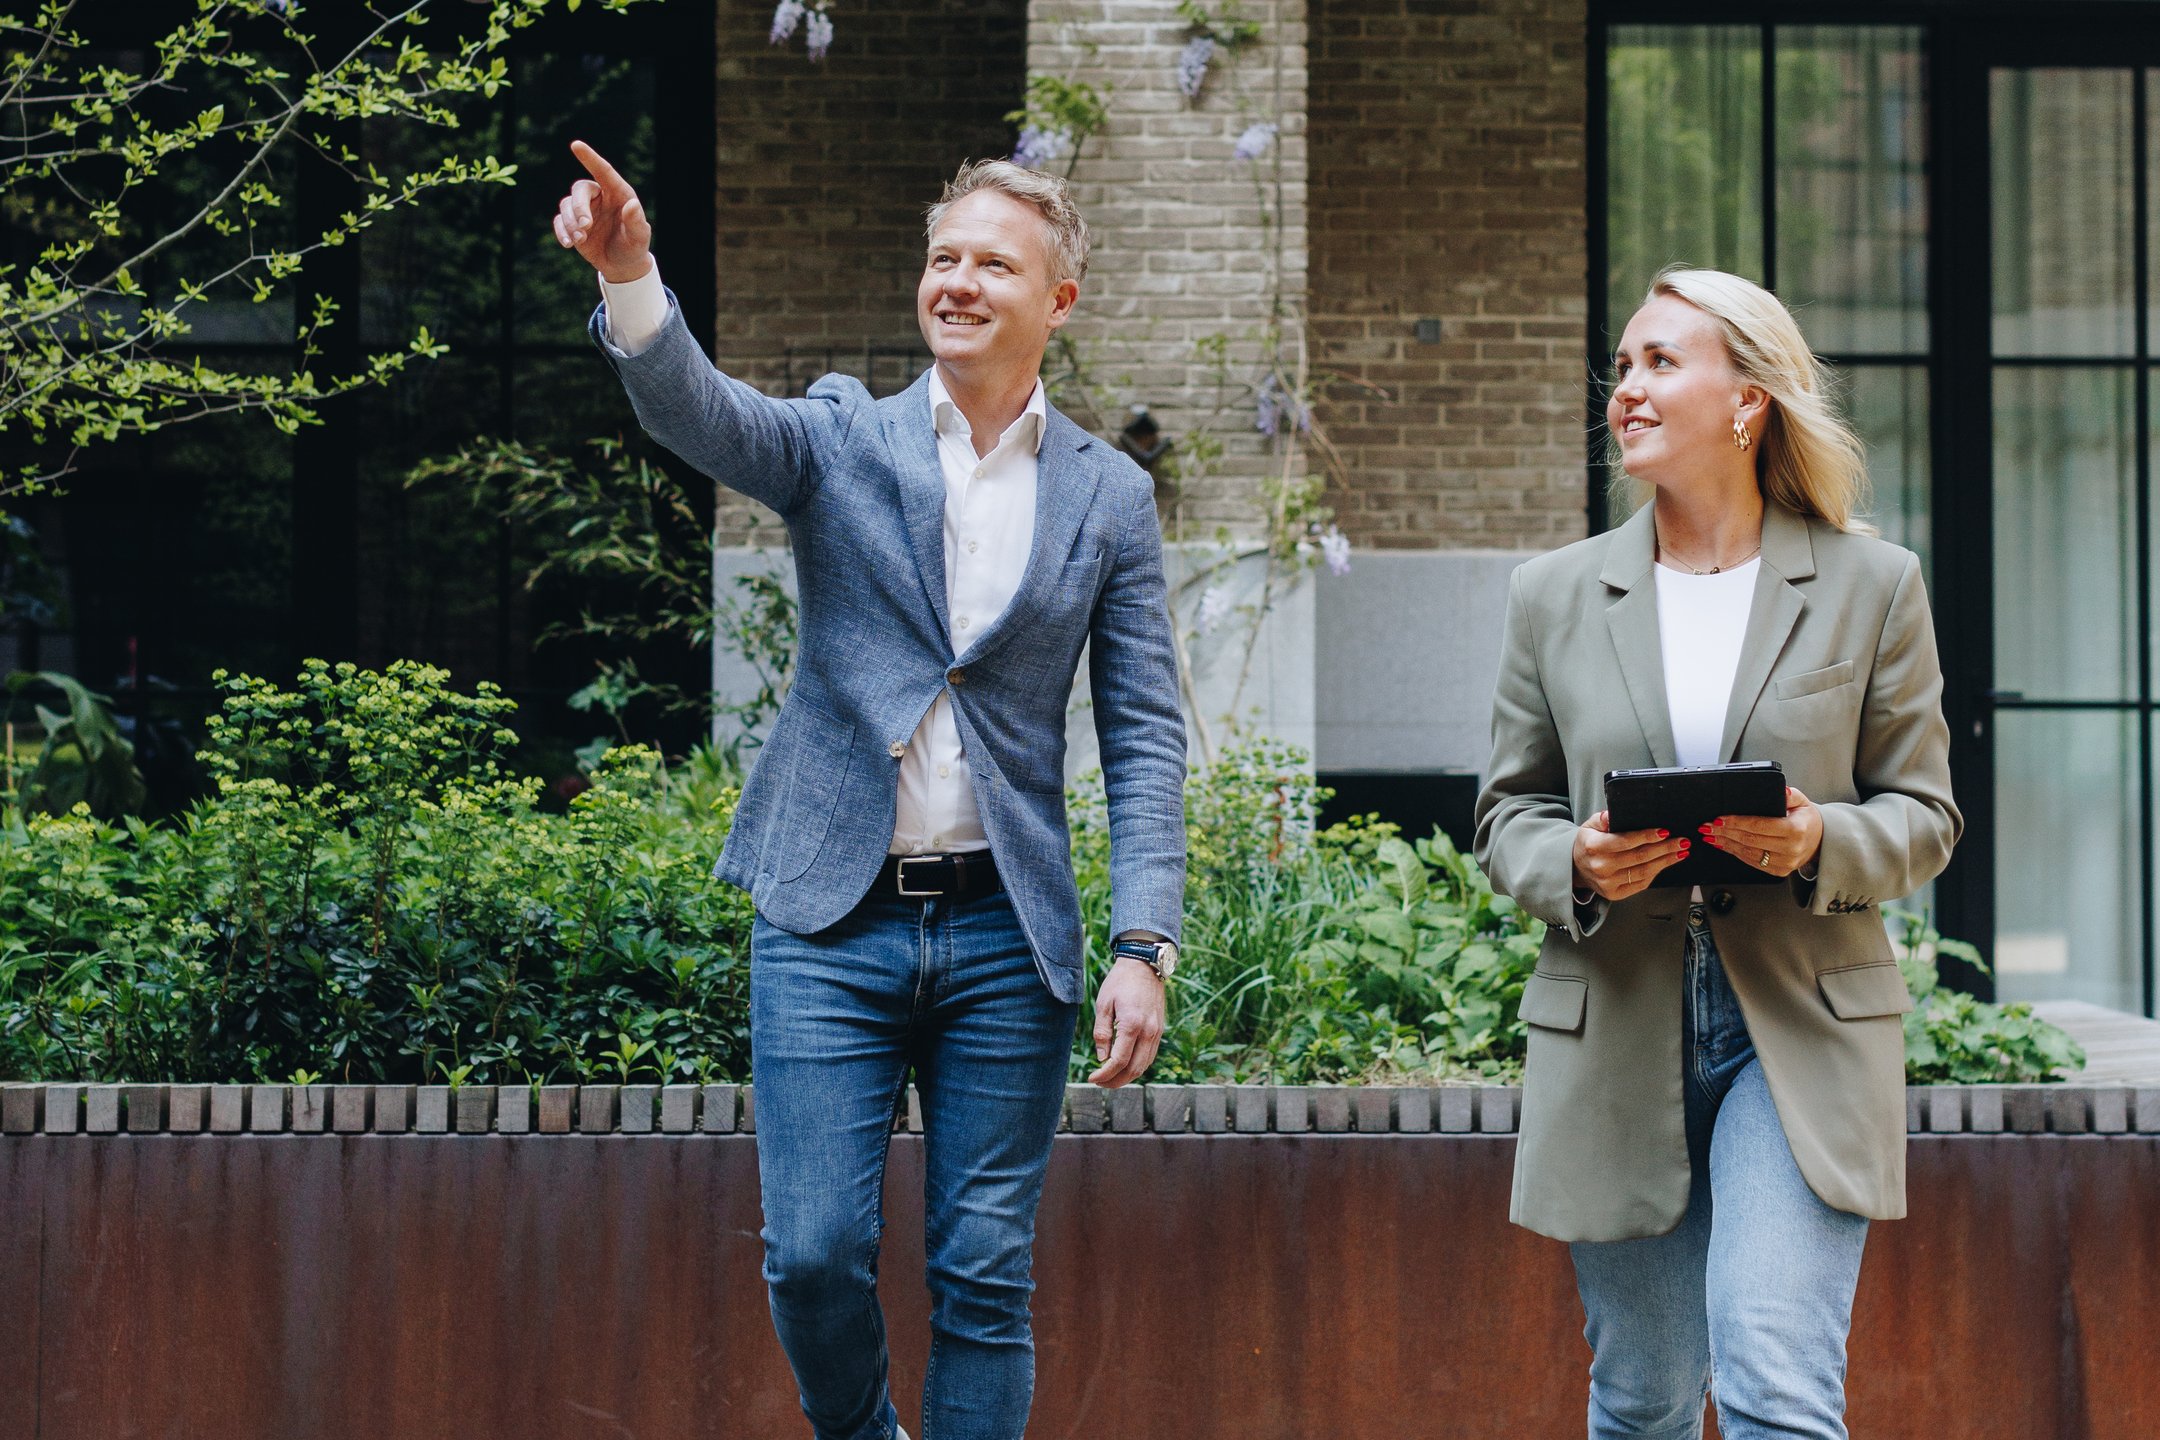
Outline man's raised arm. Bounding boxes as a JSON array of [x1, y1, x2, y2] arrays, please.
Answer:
[[556, 140, 849, 519]]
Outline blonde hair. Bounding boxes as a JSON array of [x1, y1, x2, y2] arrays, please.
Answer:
[[925, 159, 1091, 285], [1609, 266, 1874, 535]]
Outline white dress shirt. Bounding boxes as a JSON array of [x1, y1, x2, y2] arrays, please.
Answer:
[[1654, 557, 1759, 901], [599, 260, 1043, 856]]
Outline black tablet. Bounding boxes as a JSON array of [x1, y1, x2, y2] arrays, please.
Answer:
[[1602, 761, 1788, 888]]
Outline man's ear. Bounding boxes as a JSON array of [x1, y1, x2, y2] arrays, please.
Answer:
[[1046, 276, 1080, 330]]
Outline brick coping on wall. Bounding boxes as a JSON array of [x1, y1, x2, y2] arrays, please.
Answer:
[[3, 1081, 2156, 1139]]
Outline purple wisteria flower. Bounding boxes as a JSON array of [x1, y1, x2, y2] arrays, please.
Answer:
[[1318, 526, 1352, 578], [1012, 126, 1072, 171], [1196, 585, 1233, 636], [1254, 372, 1310, 438], [768, 0, 804, 44], [804, 8, 834, 59], [1233, 122, 1278, 161], [1176, 37, 1216, 100]]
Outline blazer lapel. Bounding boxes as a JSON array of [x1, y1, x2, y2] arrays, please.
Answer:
[[957, 405, 1101, 665], [883, 371, 952, 640], [1601, 505, 1678, 769], [1717, 503, 1816, 761]]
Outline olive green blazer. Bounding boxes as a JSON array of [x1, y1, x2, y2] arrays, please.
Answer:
[[1474, 501, 1962, 1243]]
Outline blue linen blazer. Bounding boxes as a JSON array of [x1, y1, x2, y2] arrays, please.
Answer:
[[590, 294, 1187, 1001]]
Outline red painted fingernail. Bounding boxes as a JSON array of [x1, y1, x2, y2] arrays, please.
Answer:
[[1657, 829, 1669, 839]]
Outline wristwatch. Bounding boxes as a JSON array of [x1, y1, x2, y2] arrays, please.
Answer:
[[1112, 936, 1178, 981]]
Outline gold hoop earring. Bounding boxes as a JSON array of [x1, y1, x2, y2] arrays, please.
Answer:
[[1732, 417, 1753, 452]]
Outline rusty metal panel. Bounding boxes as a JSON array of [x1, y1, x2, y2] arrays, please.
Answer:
[[0, 1133, 2154, 1439]]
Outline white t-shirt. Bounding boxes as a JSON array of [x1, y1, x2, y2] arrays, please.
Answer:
[[1653, 558, 1759, 768]]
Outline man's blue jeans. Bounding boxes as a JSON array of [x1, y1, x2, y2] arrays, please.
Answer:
[[1568, 909, 1872, 1440], [750, 888, 1078, 1440]]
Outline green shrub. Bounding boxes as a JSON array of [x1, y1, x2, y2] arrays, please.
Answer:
[[0, 670, 2089, 1089]]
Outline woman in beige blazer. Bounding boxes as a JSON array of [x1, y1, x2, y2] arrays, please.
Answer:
[[1474, 268, 1961, 1440]]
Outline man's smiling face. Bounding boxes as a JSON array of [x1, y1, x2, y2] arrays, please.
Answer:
[[916, 189, 1078, 385]]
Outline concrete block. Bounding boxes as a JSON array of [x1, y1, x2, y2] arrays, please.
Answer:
[[1438, 1087, 1475, 1134], [701, 1085, 739, 1134], [413, 1086, 452, 1134], [1905, 1087, 1925, 1135], [85, 1084, 123, 1133], [1108, 1086, 1146, 1133], [42, 1085, 81, 1135], [1, 1084, 43, 1134], [1968, 1087, 2005, 1133], [330, 1086, 371, 1133], [577, 1086, 620, 1135], [659, 1085, 700, 1133], [248, 1085, 287, 1133], [536, 1086, 576, 1134], [1477, 1087, 1518, 1133], [167, 1085, 205, 1133], [904, 1085, 923, 1134], [123, 1084, 166, 1133], [2047, 1087, 2092, 1135], [2133, 1087, 2160, 1134], [2005, 1088, 2047, 1134], [454, 1086, 496, 1135], [1067, 1084, 1107, 1134], [1926, 1087, 1964, 1134], [1395, 1088, 1432, 1134], [2092, 1088, 2129, 1135], [1353, 1088, 1392, 1134], [495, 1086, 532, 1134], [740, 1085, 756, 1133], [371, 1085, 413, 1134], [1147, 1085, 1192, 1133], [1231, 1086, 1270, 1132], [1272, 1088, 1310, 1134], [1192, 1087, 1228, 1133], [291, 1085, 329, 1133], [619, 1085, 657, 1134]]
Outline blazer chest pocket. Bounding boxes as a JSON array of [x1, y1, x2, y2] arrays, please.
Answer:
[[1774, 660, 1855, 702], [1816, 961, 1914, 1020], [1519, 972, 1587, 1034], [1060, 551, 1105, 604]]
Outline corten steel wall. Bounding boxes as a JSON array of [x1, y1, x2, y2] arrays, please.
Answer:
[[2, 1135, 2157, 1440]]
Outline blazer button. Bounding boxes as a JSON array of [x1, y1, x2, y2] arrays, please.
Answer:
[[947, 667, 966, 685], [888, 741, 906, 759], [1709, 889, 1737, 916]]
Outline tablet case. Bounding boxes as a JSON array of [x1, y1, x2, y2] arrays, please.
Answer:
[[1602, 761, 1789, 888]]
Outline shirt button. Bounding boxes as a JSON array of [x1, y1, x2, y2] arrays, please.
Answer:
[[888, 741, 906, 759], [967, 540, 979, 554], [972, 467, 984, 479], [938, 765, 951, 778], [956, 616, 970, 630], [932, 834, 946, 847]]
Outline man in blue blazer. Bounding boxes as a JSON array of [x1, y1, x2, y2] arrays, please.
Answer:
[[556, 142, 1187, 1440]]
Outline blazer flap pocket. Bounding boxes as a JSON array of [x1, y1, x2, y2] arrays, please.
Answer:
[[1775, 660, 1855, 701], [1816, 962, 1914, 1020], [1519, 972, 1587, 1033]]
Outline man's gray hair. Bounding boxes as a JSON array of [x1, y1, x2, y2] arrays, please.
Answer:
[[924, 160, 1091, 285]]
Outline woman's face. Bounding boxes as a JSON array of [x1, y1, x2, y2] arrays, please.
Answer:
[[1607, 293, 1758, 486]]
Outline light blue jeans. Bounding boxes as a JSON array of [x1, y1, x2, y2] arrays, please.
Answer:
[[1568, 909, 1871, 1440], [750, 888, 1077, 1440]]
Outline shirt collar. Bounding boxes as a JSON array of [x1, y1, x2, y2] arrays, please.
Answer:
[[928, 367, 1047, 457]]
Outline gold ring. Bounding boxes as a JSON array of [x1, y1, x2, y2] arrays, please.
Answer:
[[1760, 849, 1771, 868]]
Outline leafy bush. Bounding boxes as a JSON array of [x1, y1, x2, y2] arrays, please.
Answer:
[[1890, 907, 2085, 1082], [0, 662, 751, 1086], [0, 669, 2089, 1089]]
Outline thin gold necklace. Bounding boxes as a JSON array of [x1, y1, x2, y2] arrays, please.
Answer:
[[1656, 526, 1762, 576]]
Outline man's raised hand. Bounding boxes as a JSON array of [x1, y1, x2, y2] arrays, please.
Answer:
[[554, 140, 653, 284]]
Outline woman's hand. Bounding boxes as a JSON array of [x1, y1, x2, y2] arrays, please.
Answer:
[[553, 140, 653, 284], [1572, 811, 1690, 902], [1700, 786, 1822, 878]]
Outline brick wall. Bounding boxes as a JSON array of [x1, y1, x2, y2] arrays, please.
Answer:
[[708, 0, 1028, 540], [1308, 0, 1587, 549], [1028, 0, 1308, 537]]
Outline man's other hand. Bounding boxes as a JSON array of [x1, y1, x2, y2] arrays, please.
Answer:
[[1088, 958, 1165, 1088], [554, 139, 653, 284]]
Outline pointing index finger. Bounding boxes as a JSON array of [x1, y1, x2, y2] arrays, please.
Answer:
[[570, 139, 631, 197]]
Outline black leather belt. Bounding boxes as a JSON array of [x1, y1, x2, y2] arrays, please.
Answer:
[[873, 850, 1003, 900]]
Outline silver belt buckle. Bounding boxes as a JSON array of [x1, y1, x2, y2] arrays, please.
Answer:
[[895, 854, 943, 897]]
